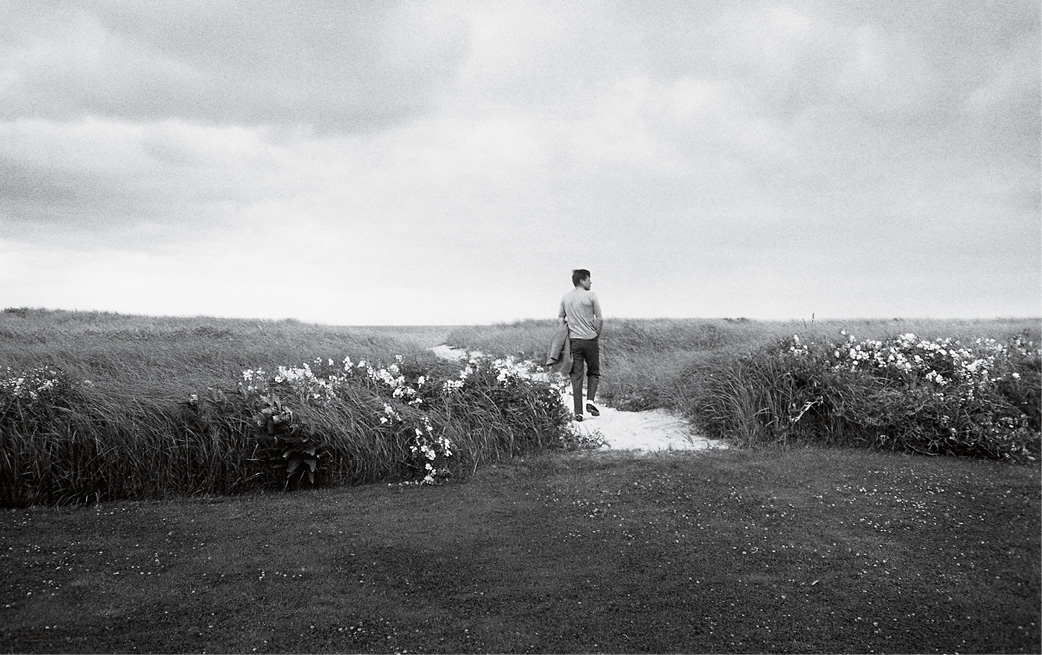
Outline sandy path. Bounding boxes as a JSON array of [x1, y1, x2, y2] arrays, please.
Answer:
[[431, 345, 727, 453]]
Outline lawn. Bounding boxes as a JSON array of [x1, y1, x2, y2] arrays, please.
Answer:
[[2, 447, 1038, 653]]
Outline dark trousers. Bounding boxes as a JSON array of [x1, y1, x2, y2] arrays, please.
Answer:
[[569, 338, 600, 414]]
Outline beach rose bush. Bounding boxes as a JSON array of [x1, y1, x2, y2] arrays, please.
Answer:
[[230, 353, 582, 487], [0, 352, 588, 506], [699, 331, 1040, 461]]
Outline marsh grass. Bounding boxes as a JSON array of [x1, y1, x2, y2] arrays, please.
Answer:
[[3, 310, 1039, 506], [695, 329, 1041, 460], [447, 316, 1042, 459], [0, 310, 573, 506], [0, 309, 453, 399]]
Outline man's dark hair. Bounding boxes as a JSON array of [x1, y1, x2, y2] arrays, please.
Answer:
[[572, 269, 591, 287]]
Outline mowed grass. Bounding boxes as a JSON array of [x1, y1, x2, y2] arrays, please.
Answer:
[[2, 448, 1038, 654]]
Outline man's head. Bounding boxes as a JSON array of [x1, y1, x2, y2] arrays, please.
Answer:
[[572, 269, 592, 289]]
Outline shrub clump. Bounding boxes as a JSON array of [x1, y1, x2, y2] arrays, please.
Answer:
[[698, 331, 1041, 461], [0, 354, 588, 507]]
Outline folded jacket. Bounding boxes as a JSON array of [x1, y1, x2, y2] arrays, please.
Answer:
[[545, 322, 572, 375]]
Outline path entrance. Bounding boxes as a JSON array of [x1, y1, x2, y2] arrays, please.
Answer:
[[431, 345, 728, 452]]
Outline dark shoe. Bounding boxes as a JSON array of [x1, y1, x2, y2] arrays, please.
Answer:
[[586, 403, 600, 417], [574, 413, 584, 422]]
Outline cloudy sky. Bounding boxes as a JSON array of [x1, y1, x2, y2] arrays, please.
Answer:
[[1, 0, 1039, 325]]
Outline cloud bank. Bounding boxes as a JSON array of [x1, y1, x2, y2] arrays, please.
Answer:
[[1, 0, 1038, 324]]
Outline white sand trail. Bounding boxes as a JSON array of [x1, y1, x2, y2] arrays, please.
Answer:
[[431, 345, 727, 453]]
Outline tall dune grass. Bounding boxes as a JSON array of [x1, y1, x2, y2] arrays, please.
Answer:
[[692, 329, 1041, 460], [0, 308, 453, 398], [3, 309, 1039, 506], [0, 309, 575, 506], [446, 316, 1042, 460]]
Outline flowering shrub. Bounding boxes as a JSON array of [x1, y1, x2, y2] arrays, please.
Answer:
[[702, 331, 1041, 461], [241, 355, 429, 407], [0, 366, 76, 441], [0, 365, 72, 409], [404, 415, 455, 485], [0, 348, 590, 506], [828, 331, 1024, 389], [231, 352, 582, 486], [440, 354, 577, 453]]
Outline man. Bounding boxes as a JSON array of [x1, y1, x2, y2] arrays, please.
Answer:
[[558, 268, 603, 422]]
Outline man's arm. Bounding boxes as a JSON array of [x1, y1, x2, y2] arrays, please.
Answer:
[[558, 298, 567, 325], [591, 294, 603, 336]]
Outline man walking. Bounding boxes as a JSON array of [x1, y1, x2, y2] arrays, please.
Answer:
[[558, 269, 602, 422]]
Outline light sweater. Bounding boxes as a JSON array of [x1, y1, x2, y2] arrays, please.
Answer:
[[558, 288, 602, 340]]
